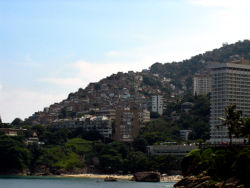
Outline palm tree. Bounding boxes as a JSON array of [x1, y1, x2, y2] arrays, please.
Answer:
[[217, 105, 242, 146], [240, 117, 250, 144]]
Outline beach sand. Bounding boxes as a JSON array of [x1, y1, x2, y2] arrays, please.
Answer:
[[61, 173, 133, 180], [61, 173, 182, 182], [161, 175, 183, 182]]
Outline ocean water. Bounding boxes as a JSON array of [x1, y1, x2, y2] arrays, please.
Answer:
[[0, 176, 175, 188]]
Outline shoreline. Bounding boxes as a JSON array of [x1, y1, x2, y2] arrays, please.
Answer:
[[61, 173, 183, 182], [61, 173, 133, 180]]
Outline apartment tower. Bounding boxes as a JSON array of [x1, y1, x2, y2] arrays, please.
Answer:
[[210, 59, 250, 144], [193, 74, 211, 95], [114, 109, 139, 142], [152, 95, 163, 115]]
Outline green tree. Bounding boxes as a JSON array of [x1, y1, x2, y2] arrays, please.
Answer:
[[31, 124, 46, 140], [150, 112, 160, 119], [192, 121, 210, 140], [0, 135, 31, 173], [127, 151, 148, 172], [240, 117, 250, 144], [11, 118, 23, 126], [64, 138, 92, 161], [218, 105, 242, 145], [28, 143, 43, 173], [132, 138, 148, 152], [44, 128, 70, 145]]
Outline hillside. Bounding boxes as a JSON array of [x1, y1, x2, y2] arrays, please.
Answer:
[[25, 40, 250, 125], [150, 39, 250, 90]]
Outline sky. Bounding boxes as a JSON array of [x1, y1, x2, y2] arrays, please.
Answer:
[[0, 0, 250, 122]]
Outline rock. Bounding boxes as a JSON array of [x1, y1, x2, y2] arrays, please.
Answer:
[[174, 175, 245, 188], [133, 171, 161, 182], [236, 185, 244, 188], [174, 176, 195, 187], [31, 165, 51, 176], [215, 182, 223, 188], [104, 176, 117, 182], [174, 175, 212, 188], [223, 183, 237, 188], [219, 177, 242, 188], [199, 175, 210, 181]]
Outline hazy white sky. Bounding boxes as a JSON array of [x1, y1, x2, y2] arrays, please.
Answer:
[[0, 0, 250, 122]]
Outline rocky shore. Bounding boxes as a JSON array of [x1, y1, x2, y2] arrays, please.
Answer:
[[133, 171, 161, 182], [174, 175, 244, 188]]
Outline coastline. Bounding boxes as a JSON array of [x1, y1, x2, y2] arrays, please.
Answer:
[[61, 173, 133, 180], [61, 173, 183, 182]]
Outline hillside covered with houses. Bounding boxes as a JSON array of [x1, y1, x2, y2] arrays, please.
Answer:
[[1, 40, 250, 181], [24, 40, 250, 127]]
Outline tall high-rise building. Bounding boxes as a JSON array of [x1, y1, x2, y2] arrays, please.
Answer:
[[114, 109, 139, 142], [210, 59, 250, 144], [152, 95, 163, 115], [193, 74, 211, 95]]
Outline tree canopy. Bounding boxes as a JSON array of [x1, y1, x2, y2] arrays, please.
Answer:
[[218, 105, 242, 145]]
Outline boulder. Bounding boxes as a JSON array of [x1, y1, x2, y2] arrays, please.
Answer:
[[174, 175, 244, 188], [133, 171, 160, 182], [104, 176, 117, 182], [174, 175, 211, 188], [222, 177, 241, 188]]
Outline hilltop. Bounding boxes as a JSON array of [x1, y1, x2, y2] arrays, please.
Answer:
[[25, 40, 250, 125]]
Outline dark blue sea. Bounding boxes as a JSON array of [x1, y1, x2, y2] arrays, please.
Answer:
[[0, 176, 175, 188]]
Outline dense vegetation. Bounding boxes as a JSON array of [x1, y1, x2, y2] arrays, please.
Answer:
[[0, 94, 211, 175], [150, 40, 250, 90], [139, 94, 210, 145], [0, 120, 182, 175], [179, 104, 250, 187], [181, 147, 250, 187], [0, 133, 180, 175]]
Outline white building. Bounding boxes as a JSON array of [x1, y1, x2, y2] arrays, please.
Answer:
[[180, 130, 192, 141], [139, 109, 150, 124], [51, 115, 112, 138], [210, 59, 250, 144], [147, 144, 198, 157], [152, 95, 163, 115], [193, 74, 211, 95]]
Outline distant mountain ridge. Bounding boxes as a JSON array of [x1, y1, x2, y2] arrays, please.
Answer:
[[25, 40, 250, 125]]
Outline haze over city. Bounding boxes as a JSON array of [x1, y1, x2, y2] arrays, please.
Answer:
[[1, 0, 250, 122]]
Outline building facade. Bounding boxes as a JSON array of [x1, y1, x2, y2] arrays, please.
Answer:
[[139, 109, 150, 125], [0, 128, 26, 136], [210, 60, 250, 143], [152, 95, 163, 115], [114, 109, 139, 142], [193, 74, 211, 95], [51, 115, 112, 138], [180, 130, 192, 141], [147, 144, 198, 157]]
